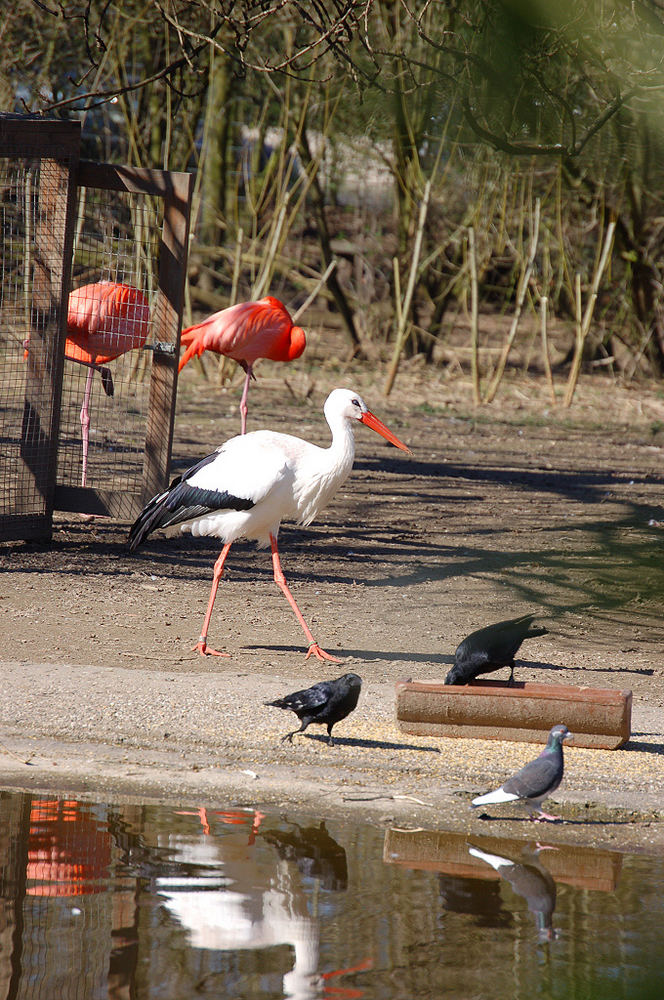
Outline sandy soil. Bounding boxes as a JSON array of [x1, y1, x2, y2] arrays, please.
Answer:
[[1, 348, 663, 852]]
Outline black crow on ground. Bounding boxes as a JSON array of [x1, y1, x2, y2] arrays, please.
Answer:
[[265, 673, 362, 745]]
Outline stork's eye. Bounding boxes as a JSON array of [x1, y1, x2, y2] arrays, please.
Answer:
[[351, 398, 361, 408]]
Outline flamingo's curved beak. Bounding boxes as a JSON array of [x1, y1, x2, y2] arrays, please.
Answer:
[[360, 411, 412, 453]]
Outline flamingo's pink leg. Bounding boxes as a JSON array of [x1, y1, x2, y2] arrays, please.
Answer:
[[239, 364, 253, 435], [80, 366, 95, 487]]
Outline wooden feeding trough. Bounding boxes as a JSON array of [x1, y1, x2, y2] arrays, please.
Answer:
[[395, 679, 632, 749]]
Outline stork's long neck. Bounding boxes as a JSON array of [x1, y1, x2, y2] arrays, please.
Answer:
[[324, 411, 356, 485], [295, 412, 356, 527]]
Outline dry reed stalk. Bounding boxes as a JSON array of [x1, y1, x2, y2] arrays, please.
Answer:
[[563, 220, 616, 406], [393, 256, 403, 333], [540, 295, 556, 404], [384, 179, 431, 396], [468, 227, 480, 405], [252, 195, 290, 300], [292, 258, 337, 322], [484, 198, 541, 403]]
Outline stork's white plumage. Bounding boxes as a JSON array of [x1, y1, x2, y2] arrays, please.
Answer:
[[128, 388, 411, 661]]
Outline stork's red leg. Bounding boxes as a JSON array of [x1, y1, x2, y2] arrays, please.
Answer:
[[194, 542, 232, 656], [239, 364, 253, 435], [269, 533, 342, 663], [174, 806, 211, 835]]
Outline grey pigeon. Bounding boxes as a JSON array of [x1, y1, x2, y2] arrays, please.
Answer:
[[445, 613, 548, 686], [265, 673, 362, 745], [468, 843, 558, 941], [471, 724, 572, 821]]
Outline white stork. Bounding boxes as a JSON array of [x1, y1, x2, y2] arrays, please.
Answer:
[[128, 388, 411, 662]]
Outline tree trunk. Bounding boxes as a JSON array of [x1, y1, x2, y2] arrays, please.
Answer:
[[199, 49, 234, 266], [296, 122, 362, 352]]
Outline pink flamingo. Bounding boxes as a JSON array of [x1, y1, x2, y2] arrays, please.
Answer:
[[64, 281, 150, 486], [24, 281, 150, 486], [178, 296, 306, 434]]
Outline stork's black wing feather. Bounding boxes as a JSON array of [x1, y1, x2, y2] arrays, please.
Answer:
[[128, 451, 254, 551]]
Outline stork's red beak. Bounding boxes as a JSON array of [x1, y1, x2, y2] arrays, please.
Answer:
[[360, 411, 412, 453]]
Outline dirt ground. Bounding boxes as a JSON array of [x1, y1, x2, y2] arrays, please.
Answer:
[[1, 339, 663, 852]]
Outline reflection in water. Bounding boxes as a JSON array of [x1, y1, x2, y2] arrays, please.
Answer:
[[384, 826, 626, 950], [0, 794, 370, 1000], [437, 873, 512, 928], [26, 798, 112, 896], [383, 825, 623, 892], [468, 843, 557, 941], [157, 815, 326, 999], [1, 790, 664, 999], [158, 809, 370, 999], [264, 820, 349, 891]]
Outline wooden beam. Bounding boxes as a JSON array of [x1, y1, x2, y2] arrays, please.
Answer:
[[143, 169, 194, 501]]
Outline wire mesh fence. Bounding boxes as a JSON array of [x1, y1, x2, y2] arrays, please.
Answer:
[[0, 117, 79, 541], [0, 117, 193, 540], [0, 160, 46, 518], [53, 161, 192, 521], [56, 183, 161, 505]]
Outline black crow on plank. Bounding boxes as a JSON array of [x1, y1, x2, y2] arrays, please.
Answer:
[[445, 613, 548, 686]]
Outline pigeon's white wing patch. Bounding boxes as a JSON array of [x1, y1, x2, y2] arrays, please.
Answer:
[[471, 786, 519, 807]]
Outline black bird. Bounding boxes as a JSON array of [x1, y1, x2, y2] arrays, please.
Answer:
[[265, 673, 362, 745], [437, 874, 512, 928], [445, 613, 548, 686], [471, 724, 572, 821]]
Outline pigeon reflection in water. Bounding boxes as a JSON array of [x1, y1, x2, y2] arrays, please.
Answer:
[[469, 843, 558, 942]]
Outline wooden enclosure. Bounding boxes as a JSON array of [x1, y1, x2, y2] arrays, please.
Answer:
[[0, 115, 194, 540], [0, 116, 80, 541]]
